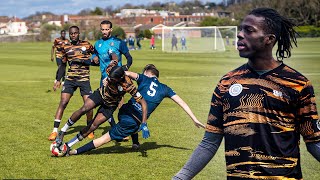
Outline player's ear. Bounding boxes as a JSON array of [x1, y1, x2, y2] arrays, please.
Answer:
[[265, 34, 276, 45]]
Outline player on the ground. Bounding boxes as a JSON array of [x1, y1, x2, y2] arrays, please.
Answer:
[[66, 64, 205, 155], [51, 30, 69, 83], [174, 8, 320, 179], [48, 26, 95, 141], [54, 57, 148, 151]]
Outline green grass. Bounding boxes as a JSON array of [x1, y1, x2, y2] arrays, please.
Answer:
[[0, 38, 319, 179]]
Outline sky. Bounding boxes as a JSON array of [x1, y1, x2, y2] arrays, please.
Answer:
[[0, 0, 223, 19]]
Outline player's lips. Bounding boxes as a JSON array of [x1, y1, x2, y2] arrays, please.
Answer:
[[237, 41, 246, 51]]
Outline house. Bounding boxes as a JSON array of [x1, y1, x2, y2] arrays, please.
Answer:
[[7, 17, 28, 35]]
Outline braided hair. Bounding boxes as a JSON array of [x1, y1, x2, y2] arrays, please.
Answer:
[[249, 8, 298, 61]]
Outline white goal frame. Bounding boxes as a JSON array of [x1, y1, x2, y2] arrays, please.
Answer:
[[153, 26, 237, 53]]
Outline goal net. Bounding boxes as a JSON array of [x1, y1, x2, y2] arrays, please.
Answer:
[[154, 26, 237, 53]]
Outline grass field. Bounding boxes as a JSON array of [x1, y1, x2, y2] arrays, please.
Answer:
[[0, 38, 319, 179]]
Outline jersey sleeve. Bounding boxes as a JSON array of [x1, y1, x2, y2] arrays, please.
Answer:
[[206, 80, 225, 135], [119, 40, 129, 54], [165, 85, 176, 98], [298, 81, 320, 143]]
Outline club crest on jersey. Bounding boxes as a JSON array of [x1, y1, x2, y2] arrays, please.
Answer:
[[81, 46, 86, 51], [229, 84, 243, 96], [98, 44, 102, 47], [118, 86, 123, 91], [273, 90, 283, 97], [110, 42, 114, 46]]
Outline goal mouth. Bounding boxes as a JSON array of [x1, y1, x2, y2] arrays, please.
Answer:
[[153, 26, 237, 53]]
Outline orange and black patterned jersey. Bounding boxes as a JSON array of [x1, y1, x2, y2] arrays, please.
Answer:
[[206, 63, 320, 179], [99, 75, 142, 107], [53, 37, 69, 58], [61, 40, 94, 81]]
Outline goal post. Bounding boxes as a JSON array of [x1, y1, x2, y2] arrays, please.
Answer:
[[153, 26, 237, 53]]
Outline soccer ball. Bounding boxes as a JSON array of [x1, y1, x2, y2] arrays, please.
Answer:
[[50, 141, 68, 157]]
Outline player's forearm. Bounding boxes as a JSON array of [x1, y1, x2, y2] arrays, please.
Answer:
[[173, 132, 223, 179], [124, 52, 132, 68], [306, 141, 320, 162], [172, 95, 196, 121], [140, 98, 148, 123], [56, 63, 66, 81], [125, 71, 138, 80]]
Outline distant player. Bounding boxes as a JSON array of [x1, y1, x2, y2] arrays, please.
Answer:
[[48, 26, 95, 141], [67, 64, 205, 155], [51, 30, 69, 83], [54, 57, 148, 151]]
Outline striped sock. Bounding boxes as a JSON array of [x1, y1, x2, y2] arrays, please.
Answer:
[[53, 119, 61, 132], [67, 133, 83, 147], [61, 118, 74, 132]]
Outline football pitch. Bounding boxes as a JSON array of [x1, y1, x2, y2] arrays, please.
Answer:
[[0, 38, 319, 179]]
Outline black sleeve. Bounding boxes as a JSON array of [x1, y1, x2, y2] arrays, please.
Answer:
[[124, 52, 133, 69], [55, 62, 66, 81]]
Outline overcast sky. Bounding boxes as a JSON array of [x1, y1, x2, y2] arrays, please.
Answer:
[[0, 0, 223, 18]]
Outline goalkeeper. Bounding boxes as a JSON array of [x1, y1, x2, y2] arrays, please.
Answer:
[[68, 64, 205, 155]]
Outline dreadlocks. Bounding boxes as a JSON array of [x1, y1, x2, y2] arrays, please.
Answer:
[[249, 8, 298, 61]]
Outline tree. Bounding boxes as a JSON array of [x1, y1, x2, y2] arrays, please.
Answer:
[[144, 29, 153, 39], [91, 7, 104, 15], [111, 26, 126, 40], [40, 23, 60, 41]]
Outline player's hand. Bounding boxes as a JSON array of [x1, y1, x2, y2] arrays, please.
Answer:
[[92, 56, 99, 64], [138, 123, 150, 139], [51, 57, 54, 62], [53, 80, 61, 91], [193, 119, 205, 129]]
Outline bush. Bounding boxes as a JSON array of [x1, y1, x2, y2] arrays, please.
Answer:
[[295, 26, 320, 37]]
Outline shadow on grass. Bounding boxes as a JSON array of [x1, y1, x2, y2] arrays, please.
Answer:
[[84, 141, 191, 157]]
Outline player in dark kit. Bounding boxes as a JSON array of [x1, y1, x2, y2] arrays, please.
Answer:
[[51, 30, 69, 83], [174, 8, 320, 179], [67, 64, 205, 155], [54, 57, 148, 150], [48, 26, 95, 141]]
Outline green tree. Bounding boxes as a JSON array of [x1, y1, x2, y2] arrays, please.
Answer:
[[144, 29, 153, 39], [40, 23, 60, 41], [111, 26, 126, 40], [91, 7, 104, 15]]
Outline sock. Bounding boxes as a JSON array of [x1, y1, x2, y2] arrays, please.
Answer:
[[67, 132, 83, 147], [76, 141, 96, 154], [61, 118, 74, 132], [53, 119, 61, 132], [131, 133, 139, 145]]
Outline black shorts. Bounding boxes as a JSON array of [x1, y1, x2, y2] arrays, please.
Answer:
[[89, 89, 117, 118], [61, 79, 92, 96], [56, 57, 63, 66]]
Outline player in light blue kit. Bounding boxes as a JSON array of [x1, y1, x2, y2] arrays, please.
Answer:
[[91, 20, 133, 128], [68, 64, 205, 155], [92, 20, 133, 87]]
